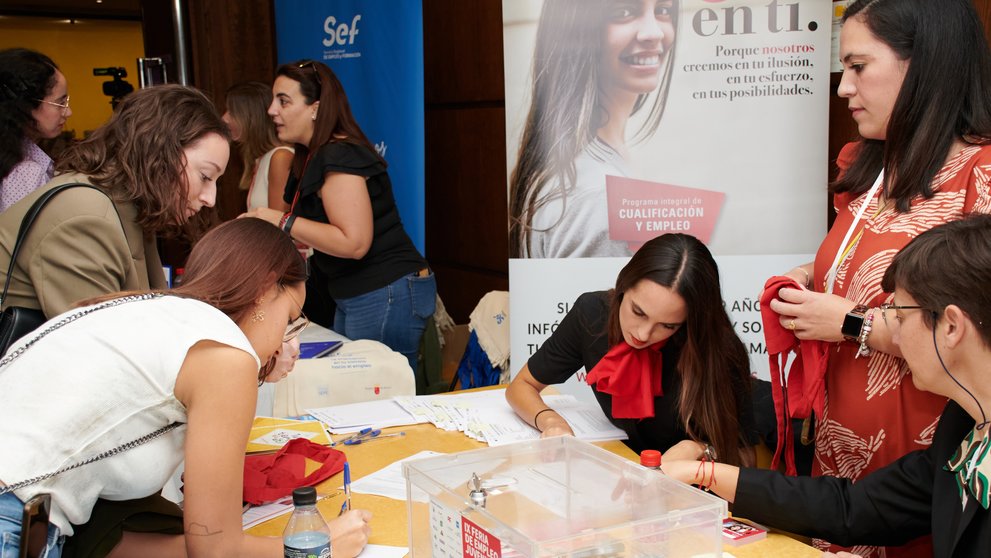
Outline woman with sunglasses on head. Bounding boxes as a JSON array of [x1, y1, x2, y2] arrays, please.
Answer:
[[0, 218, 371, 558], [0, 48, 71, 213], [666, 215, 991, 558], [241, 60, 434, 373], [764, 2, 991, 554], [506, 233, 757, 465]]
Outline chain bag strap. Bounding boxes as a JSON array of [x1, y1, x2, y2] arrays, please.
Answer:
[[0, 293, 185, 496]]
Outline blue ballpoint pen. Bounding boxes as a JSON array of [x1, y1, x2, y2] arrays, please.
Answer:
[[341, 427, 375, 444], [343, 462, 352, 512], [343, 432, 405, 445]]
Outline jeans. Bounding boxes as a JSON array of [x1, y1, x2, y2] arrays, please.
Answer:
[[334, 271, 437, 371], [0, 492, 62, 558]]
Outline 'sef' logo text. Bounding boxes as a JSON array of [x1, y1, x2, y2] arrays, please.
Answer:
[[323, 14, 361, 46]]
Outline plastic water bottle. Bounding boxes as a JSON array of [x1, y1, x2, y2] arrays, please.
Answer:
[[283, 486, 332, 558], [640, 449, 662, 470]]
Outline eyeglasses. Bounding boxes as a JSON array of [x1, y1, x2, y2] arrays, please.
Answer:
[[879, 302, 924, 329], [283, 288, 309, 342], [36, 95, 70, 115]]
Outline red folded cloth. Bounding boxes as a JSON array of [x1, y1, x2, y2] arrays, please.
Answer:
[[760, 276, 829, 475], [586, 339, 666, 419], [243, 438, 346, 505]]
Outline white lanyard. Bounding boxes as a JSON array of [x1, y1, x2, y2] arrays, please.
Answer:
[[824, 171, 884, 294]]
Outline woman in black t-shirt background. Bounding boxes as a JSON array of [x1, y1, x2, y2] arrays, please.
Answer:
[[241, 60, 434, 372], [506, 233, 756, 465]]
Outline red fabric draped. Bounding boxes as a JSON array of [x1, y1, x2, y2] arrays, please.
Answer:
[[243, 438, 346, 505], [760, 275, 829, 476], [585, 340, 666, 419]]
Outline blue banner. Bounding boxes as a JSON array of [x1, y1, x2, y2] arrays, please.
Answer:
[[274, 0, 425, 252]]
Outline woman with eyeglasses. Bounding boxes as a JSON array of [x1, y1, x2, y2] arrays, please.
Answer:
[[0, 218, 371, 558], [0, 84, 226, 324], [506, 233, 758, 465], [666, 215, 991, 558], [241, 60, 435, 373], [0, 48, 72, 212], [763, 2, 991, 554]]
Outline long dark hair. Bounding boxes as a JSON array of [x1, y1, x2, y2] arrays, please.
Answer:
[[509, 0, 679, 257], [56, 85, 230, 233], [275, 60, 382, 180], [606, 233, 751, 465], [0, 48, 59, 181], [882, 214, 991, 347], [833, 0, 991, 212]]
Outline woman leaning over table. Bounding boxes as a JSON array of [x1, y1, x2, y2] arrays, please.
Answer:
[[767, 1, 991, 555], [0, 218, 371, 558], [242, 60, 435, 373], [0, 85, 227, 320], [506, 233, 757, 465], [668, 215, 991, 558]]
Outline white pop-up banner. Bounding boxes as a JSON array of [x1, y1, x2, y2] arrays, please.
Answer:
[[505, 0, 832, 397]]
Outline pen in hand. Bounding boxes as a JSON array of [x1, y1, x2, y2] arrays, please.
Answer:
[[338, 461, 352, 516]]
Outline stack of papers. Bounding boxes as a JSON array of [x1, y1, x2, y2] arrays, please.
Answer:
[[301, 390, 626, 446], [306, 399, 428, 434], [393, 391, 627, 446]]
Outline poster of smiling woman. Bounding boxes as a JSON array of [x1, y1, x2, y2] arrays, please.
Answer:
[[505, 0, 832, 386]]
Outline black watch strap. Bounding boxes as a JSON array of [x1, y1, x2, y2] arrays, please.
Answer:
[[842, 304, 869, 342]]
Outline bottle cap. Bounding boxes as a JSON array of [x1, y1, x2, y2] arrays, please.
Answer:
[[640, 449, 662, 468], [292, 486, 317, 506]]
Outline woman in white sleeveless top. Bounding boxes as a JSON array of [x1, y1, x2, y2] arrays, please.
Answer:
[[223, 81, 294, 211], [0, 218, 370, 558]]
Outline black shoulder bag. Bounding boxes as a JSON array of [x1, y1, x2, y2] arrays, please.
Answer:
[[0, 183, 121, 355]]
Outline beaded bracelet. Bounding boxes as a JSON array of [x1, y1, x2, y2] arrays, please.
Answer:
[[856, 308, 876, 359]]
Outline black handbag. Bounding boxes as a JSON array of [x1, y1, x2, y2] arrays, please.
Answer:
[[0, 183, 117, 355]]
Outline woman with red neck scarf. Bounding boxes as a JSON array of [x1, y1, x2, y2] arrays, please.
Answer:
[[506, 233, 757, 465]]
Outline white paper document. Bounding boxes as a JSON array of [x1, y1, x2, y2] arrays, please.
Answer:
[[306, 399, 426, 433], [241, 498, 293, 530], [393, 390, 626, 446], [359, 545, 409, 558], [349, 450, 442, 501]]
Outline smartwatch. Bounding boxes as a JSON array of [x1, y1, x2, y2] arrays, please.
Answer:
[[841, 304, 869, 342]]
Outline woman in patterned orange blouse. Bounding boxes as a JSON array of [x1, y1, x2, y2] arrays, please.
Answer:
[[766, 0, 991, 556]]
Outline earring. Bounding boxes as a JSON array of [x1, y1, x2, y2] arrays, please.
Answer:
[[251, 297, 265, 323], [312, 113, 317, 121]]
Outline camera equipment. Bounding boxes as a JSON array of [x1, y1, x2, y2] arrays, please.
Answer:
[[93, 67, 135, 109]]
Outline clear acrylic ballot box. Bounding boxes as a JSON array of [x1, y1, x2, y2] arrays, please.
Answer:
[[403, 437, 727, 558]]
